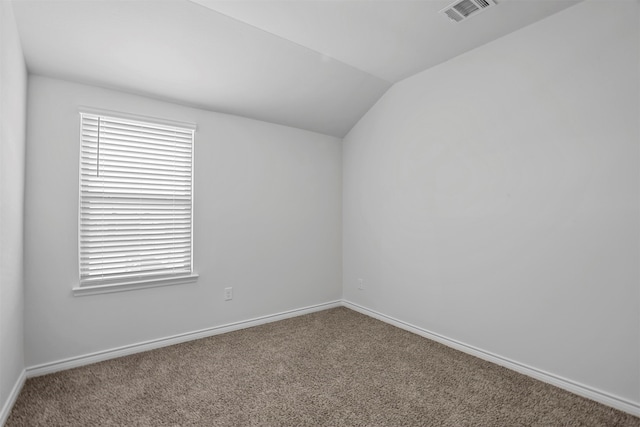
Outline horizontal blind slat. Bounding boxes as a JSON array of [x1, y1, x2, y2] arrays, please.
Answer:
[[81, 256, 191, 271], [81, 187, 192, 197], [83, 262, 191, 275], [81, 248, 190, 261], [83, 152, 192, 168], [80, 206, 192, 214], [82, 132, 192, 152], [82, 180, 191, 192], [80, 221, 191, 228], [90, 142, 192, 160], [82, 231, 191, 240], [83, 128, 193, 146], [81, 161, 192, 177], [80, 170, 192, 184], [81, 266, 191, 282], [82, 114, 193, 135], [81, 271, 191, 285], [82, 254, 191, 267], [80, 242, 191, 255]]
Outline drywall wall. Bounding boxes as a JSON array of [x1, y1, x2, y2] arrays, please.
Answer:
[[0, 0, 27, 420], [343, 0, 639, 407], [24, 76, 342, 367]]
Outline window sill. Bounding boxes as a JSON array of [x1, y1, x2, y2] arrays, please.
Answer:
[[72, 273, 199, 297]]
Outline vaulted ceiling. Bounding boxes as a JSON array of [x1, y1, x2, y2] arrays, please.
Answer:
[[12, 0, 580, 137]]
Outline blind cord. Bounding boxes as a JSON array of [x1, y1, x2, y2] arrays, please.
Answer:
[[97, 117, 101, 177]]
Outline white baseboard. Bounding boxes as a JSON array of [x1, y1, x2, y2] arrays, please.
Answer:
[[20, 298, 640, 419], [27, 300, 341, 378], [0, 369, 26, 427], [342, 300, 640, 418]]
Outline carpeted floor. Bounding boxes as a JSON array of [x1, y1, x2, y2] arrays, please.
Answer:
[[6, 307, 640, 426]]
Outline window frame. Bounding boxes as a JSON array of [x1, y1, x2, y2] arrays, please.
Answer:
[[73, 107, 198, 296]]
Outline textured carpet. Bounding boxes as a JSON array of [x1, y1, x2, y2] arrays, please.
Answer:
[[6, 307, 639, 426]]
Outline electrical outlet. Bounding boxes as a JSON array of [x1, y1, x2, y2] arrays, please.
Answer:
[[358, 278, 364, 290], [224, 287, 233, 301]]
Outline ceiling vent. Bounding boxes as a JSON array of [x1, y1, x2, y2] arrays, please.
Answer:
[[440, 0, 497, 23]]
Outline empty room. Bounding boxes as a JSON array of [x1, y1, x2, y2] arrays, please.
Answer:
[[1, 0, 639, 425]]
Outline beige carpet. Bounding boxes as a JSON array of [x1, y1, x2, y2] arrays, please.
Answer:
[[6, 307, 639, 426]]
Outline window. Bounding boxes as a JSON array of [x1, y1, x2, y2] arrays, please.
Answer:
[[75, 111, 197, 296]]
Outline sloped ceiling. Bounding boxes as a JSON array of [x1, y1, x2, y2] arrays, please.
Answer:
[[11, 0, 580, 137]]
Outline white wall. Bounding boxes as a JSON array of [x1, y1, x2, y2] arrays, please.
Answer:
[[24, 76, 342, 367], [343, 0, 639, 406], [0, 0, 27, 421]]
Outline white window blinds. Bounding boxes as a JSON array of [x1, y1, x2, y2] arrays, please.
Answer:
[[79, 112, 195, 287]]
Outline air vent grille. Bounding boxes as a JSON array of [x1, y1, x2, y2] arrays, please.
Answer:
[[440, 0, 497, 23], [444, 8, 464, 22]]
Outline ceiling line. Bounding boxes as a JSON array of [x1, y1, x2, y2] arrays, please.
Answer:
[[186, 0, 393, 85]]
